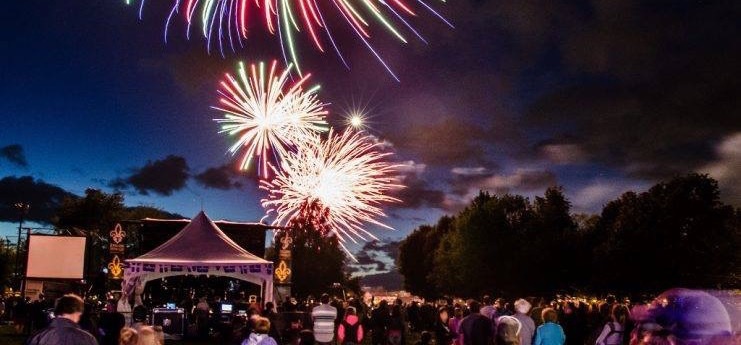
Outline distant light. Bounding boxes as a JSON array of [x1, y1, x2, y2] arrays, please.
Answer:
[[345, 111, 368, 131], [350, 115, 363, 128]]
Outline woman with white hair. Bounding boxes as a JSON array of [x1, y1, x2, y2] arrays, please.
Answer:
[[512, 299, 535, 345], [495, 316, 522, 345]]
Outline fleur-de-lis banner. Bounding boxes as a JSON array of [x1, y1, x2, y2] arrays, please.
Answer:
[[275, 260, 291, 284], [108, 223, 127, 279], [275, 233, 292, 284], [108, 255, 124, 279]]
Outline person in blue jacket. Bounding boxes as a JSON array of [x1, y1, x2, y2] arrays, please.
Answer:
[[534, 308, 565, 345]]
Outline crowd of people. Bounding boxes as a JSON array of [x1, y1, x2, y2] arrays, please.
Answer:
[[293, 294, 633, 345], [3, 288, 735, 345]]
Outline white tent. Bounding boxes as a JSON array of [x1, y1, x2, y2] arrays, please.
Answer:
[[120, 211, 273, 306]]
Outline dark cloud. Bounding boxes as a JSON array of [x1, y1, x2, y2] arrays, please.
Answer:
[[393, 161, 446, 210], [395, 174, 445, 209], [524, 0, 741, 178], [382, 96, 491, 166], [355, 251, 383, 268], [194, 164, 244, 190], [445, 168, 558, 210], [111, 155, 190, 196], [0, 176, 76, 224], [364, 240, 401, 260], [0, 144, 28, 168], [348, 240, 400, 274]]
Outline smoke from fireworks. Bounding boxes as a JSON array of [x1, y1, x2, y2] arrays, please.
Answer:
[[213, 60, 328, 177], [123, 0, 452, 80], [260, 128, 400, 249]]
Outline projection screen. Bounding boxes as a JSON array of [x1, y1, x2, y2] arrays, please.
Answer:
[[26, 235, 86, 279]]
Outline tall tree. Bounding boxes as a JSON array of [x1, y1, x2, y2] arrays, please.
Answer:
[[55, 189, 125, 233], [528, 187, 581, 294], [592, 174, 740, 293], [397, 216, 454, 299], [397, 175, 738, 298], [267, 201, 348, 298], [431, 192, 534, 297]]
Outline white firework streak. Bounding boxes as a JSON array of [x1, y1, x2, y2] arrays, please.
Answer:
[[213, 60, 328, 177], [261, 128, 402, 245]]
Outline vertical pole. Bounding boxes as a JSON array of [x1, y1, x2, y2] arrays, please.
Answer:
[[15, 212, 23, 283], [14, 202, 29, 292], [21, 228, 31, 298]]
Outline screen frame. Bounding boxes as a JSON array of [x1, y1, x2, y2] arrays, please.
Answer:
[[221, 304, 233, 313], [25, 234, 87, 280]]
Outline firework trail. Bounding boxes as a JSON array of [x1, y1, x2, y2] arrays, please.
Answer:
[[123, 0, 453, 80]]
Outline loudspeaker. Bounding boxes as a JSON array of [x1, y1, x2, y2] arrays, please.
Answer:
[[152, 308, 186, 336]]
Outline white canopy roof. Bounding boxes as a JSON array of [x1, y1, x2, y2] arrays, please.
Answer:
[[128, 211, 270, 265], [121, 211, 274, 306]]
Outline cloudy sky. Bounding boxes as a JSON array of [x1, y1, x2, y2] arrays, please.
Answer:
[[1, 0, 739, 261]]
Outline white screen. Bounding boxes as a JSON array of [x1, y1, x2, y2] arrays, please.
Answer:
[[27, 235, 86, 279]]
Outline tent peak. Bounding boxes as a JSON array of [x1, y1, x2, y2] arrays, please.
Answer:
[[127, 210, 269, 264]]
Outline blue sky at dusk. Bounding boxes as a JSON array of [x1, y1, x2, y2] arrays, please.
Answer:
[[1, 0, 739, 263]]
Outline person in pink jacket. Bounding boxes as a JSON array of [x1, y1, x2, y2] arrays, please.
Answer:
[[338, 307, 364, 345]]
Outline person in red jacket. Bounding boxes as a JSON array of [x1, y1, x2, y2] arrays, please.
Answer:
[[338, 307, 364, 345]]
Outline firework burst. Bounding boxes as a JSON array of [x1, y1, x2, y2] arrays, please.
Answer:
[[213, 60, 328, 177], [260, 128, 401, 248], [123, 0, 453, 80]]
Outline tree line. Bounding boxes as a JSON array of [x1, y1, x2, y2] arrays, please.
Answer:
[[397, 174, 740, 299], [0, 189, 183, 292]]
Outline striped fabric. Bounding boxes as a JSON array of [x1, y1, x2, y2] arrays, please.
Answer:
[[312, 304, 338, 343]]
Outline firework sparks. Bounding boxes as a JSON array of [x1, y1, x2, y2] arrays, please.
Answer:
[[349, 114, 364, 129], [261, 128, 401, 248], [213, 60, 328, 177], [123, 0, 453, 80], [346, 111, 368, 131]]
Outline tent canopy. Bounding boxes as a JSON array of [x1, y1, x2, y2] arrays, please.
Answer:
[[121, 211, 273, 304], [128, 211, 270, 265]]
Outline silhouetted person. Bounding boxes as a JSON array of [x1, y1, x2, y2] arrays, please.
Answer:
[[434, 306, 454, 345], [459, 301, 493, 345], [371, 300, 391, 345], [28, 294, 98, 345], [98, 312, 125, 345]]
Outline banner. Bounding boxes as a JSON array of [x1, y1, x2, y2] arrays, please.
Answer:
[[274, 234, 292, 284], [107, 224, 126, 280]]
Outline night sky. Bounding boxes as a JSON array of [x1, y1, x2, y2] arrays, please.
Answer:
[[1, 1, 739, 261]]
